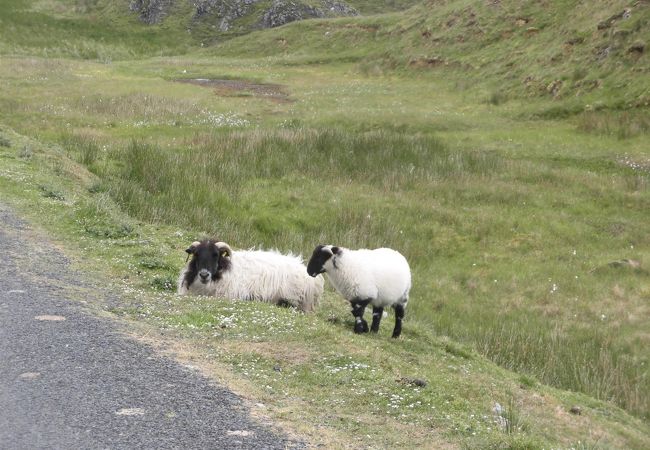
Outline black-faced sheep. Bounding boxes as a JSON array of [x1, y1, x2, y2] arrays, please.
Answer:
[[307, 244, 411, 337], [178, 240, 323, 312]]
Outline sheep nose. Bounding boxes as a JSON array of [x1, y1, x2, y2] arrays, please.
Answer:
[[199, 269, 210, 281]]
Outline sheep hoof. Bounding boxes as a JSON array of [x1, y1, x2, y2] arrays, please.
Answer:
[[354, 320, 369, 333]]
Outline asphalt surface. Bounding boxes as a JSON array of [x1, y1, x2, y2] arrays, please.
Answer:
[[0, 203, 300, 449]]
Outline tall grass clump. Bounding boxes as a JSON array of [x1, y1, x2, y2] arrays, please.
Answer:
[[99, 129, 501, 250], [465, 314, 649, 419], [61, 132, 101, 168], [487, 90, 508, 106], [576, 110, 650, 139]]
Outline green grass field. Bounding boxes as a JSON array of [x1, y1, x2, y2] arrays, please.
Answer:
[[1, 0, 648, 448]]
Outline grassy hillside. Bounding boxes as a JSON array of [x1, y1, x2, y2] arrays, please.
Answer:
[[212, 0, 649, 110], [0, 0, 649, 448], [0, 0, 195, 57], [0, 0, 422, 57], [1, 116, 648, 448], [3, 0, 647, 111]]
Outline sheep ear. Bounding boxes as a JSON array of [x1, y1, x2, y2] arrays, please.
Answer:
[[214, 241, 232, 258], [331, 246, 341, 255], [185, 241, 201, 254], [319, 245, 333, 256]]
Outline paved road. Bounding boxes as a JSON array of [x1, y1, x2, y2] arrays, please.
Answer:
[[0, 204, 300, 449]]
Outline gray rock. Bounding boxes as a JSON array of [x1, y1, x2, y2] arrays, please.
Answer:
[[191, 0, 260, 32], [608, 259, 641, 269], [130, 0, 175, 25], [628, 41, 645, 55], [130, 0, 358, 33], [569, 405, 582, 415], [261, 0, 357, 28], [261, 1, 323, 29]]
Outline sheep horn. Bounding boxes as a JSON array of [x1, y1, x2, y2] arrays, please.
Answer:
[[214, 241, 232, 258]]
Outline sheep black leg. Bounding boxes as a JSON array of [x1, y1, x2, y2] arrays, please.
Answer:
[[276, 299, 291, 308], [350, 299, 370, 333], [392, 303, 405, 338], [370, 306, 384, 333]]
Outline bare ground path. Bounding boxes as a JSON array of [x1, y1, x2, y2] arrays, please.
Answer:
[[0, 202, 300, 449]]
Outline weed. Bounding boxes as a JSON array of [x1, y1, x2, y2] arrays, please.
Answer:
[[444, 342, 472, 359], [74, 197, 135, 239], [571, 67, 588, 81], [87, 181, 106, 194], [150, 275, 176, 291], [518, 375, 537, 389], [503, 397, 528, 435], [61, 133, 101, 167], [39, 185, 65, 201], [576, 111, 650, 139], [487, 90, 508, 106], [570, 438, 603, 450], [138, 257, 173, 270], [18, 145, 33, 159]]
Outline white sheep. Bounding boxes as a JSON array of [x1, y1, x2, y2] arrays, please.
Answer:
[[307, 244, 411, 337], [178, 240, 323, 312]]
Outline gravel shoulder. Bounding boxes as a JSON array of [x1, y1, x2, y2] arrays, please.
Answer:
[[0, 202, 300, 449]]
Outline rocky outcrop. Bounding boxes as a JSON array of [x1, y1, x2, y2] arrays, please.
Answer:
[[261, 1, 323, 28], [130, 0, 357, 31], [192, 0, 260, 31], [261, 0, 357, 28], [129, 0, 174, 25]]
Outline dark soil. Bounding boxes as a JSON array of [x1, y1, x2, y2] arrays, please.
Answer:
[[176, 78, 293, 103]]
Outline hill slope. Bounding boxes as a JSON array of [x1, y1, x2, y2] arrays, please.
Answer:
[[211, 0, 649, 109], [2, 0, 647, 109]]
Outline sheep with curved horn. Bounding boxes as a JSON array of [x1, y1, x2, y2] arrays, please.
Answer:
[[179, 239, 323, 312]]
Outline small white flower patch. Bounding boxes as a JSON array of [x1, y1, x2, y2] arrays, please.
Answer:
[[325, 362, 370, 374]]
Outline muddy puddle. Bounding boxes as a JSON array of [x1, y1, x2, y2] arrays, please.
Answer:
[[176, 78, 292, 103]]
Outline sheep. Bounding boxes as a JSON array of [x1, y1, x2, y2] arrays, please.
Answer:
[[307, 244, 411, 338], [178, 239, 323, 312]]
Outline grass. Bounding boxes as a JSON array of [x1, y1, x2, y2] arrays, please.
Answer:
[[207, 0, 650, 110], [0, 0, 194, 58], [0, 53, 648, 445], [576, 110, 650, 139], [0, 0, 649, 447], [93, 130, 499, 249], [1, 127, 648, 447]]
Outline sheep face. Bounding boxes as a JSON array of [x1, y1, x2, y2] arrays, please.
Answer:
[[184, 240, 232, 286], [307, 244, 340, 277]]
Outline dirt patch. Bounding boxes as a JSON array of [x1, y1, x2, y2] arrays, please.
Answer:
[[408, 56, 447, 69], [222, 340, 314, 366], [176, 78, 292, 103]]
